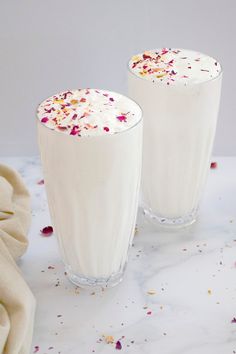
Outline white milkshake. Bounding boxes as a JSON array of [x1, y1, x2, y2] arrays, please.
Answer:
[[37, 89, 142, 287], [128, 48, 222, 226]]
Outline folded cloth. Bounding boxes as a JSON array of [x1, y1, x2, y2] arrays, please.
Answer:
[[0, 164, 35, 354]]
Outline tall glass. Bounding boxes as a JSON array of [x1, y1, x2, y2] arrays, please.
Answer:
[[128, 49, 222, 227], [37, 89, 142, 287]]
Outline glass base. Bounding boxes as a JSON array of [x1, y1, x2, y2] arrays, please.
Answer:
[[65, 264, 126, 289], [142, 206, 198, 228]]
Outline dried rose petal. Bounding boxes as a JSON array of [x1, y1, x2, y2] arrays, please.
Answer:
[[115, 341, 122, 350], [161, 48, 169, 55], [147, 311, 152, 315], [62, 91, 73, 99], [70, 126, 80, 136], [37, 179, 44, 185], [80, 98, 86, 103], [231, 317, 236, 323], [41, 226, 53, 236], [117, 115, 127, 122], [44, 108, 53, 113], [41, 117, 49, 123], [103, 127, 110, 132], [210, 161, 217, 169], [33, 346, 39, 353], [143, 53, 152, 60], [109, 97, 114, 102]]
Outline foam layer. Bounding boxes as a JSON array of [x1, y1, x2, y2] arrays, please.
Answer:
[[129, 48, 221, 86], [37, 89, 141, 136]]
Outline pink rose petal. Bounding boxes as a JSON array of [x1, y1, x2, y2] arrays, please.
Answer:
[[41, 117, 49, 123], [72, 114, 77, 120], [62, 91, 73, 99], [117, 115, 127, 122], [70, 126, 80, 136], [115, 341, 122, 350], [143, 53, 152, 60], [161, 48, 169, 55], [44, 108, 53, 113], [210, 161, 217, 169], [41, 226, 53, 237]]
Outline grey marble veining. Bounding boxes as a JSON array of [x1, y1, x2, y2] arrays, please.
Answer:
[[1, 156, 236, 354]]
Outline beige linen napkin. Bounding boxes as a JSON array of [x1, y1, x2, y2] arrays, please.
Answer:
[[0, 164, 35, 354]]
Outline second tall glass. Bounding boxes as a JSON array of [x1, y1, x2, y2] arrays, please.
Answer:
[[128, 48, 222, 227]]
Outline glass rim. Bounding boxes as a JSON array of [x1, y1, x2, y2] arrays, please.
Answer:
[[36, 88, 143, 139], [127, 48, 223, 87]]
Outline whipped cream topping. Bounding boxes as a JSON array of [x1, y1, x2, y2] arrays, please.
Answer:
[[37, 89, 141, 136], [129, 48, 221, 86]]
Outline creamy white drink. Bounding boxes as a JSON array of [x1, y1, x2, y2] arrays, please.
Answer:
[[37, 89, 142, 287], [128, 48, 222, 226]]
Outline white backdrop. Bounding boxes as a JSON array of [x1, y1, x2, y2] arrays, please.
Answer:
[[0, 0, 235, 156]]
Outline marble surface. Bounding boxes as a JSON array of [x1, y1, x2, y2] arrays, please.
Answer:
[[1, 156, 236, 354]]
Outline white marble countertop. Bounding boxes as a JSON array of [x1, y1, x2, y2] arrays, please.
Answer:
[[1, 156, 236, 354]]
